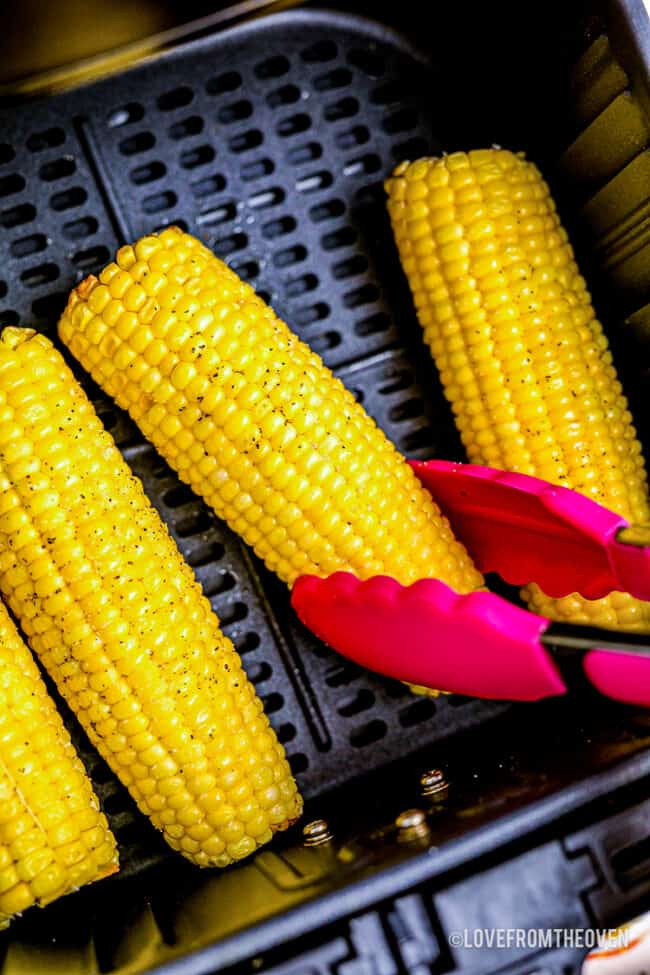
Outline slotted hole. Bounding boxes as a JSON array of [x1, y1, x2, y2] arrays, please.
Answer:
[[301, 40, 337, 63], [203, 571, 236, 598], [403, 427, 434, 453], [379, 370, 411, 395], [277, 723, 296, 744], [288, 753, 308, 774], [206, 70, 242, 95], [72, 245, 110, 270], [91, 763, 115, 785], [50, 186, 87, 212], [338, 689, 374, 717], [186, 541, 225, 567], [350, 719, 387, 747], [392, 136, 429, 160], [309, 198, 345, 223], [296, 170, 333, 194], [115, 821, 149, 847], [324, 97, 359, 122], [0, 283, 5, 300], [382, 109, 418, 135], [261, 215, 296, 239], [294, 302, 329, 326], [321, 225, 357, 250], [347, 48, 384, 77], [180, 144, 215, 169], [335, 125, 370, 151], [220, 602, 248, 627], [20, 262, 59, 288], [311, 331, 340, 353], [257, 290, 271, 304], [213, 231, 247, 256], [39, 158, 75, 182], [142, 191, 177, 214], [229, 129, 263, 153], [254, 55, 290, 79], [353, 181, 384, 209], [371, 81, 407, 104], [355, 312, 391, 337], [262, 692, 284, 715], [332, 254, 368, 280], [1, 203, 35, 228], [27, 127, 65, 151], [240, 157, 274, 181], [190, 173, 227, 199], [399, 698, 436, 727], [230, 258, 260, 281], [10, 234, 47, 258], [267, 84, 301, 109], [32, 292, 67, 321], [196, 203, 237, 231], [343, 283, 379, 309], [314, 67, 352, 91], [175, 510, 212, 537], [0, 311, 19, 326], [343, 153, 381, 178], [164, 484, 195, 508], [248, 186, 285, 209], [285, 273, 318, 299], [104, 793, 128, 816], [0, 145, 15, 164], [108, 103, 144, 127], [0, 174, 25, 197], [277, 113, 311, 137], [325, 664, 358, 687], [247, 661, 272, 685], [287, 142, 322, 165], [169, 116, 203, 140], [235, 631, 260, 654], [273, 244, 307, 268], [130, 161, 166, 185], [119, 132, 155, 155], [389, 398, 423, 422], [62, 216, 98, 239], [157, 85, 193, 111], [218, 101, 253, 125]]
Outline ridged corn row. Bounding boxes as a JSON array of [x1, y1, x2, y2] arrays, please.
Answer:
[[58, 227, 482, 595], [0, 600, 117, 927], [0, 328, 301, 868], [386, 148, 650, 631]]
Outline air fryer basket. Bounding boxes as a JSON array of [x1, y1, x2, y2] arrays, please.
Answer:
[[1, 1, 650, 973]]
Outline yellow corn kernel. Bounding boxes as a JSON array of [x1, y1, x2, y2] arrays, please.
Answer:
[[0, 600, 117, 928], [386, 149, 650, 631], [58, 227, 482, 595], [0, 328, 301, 867]]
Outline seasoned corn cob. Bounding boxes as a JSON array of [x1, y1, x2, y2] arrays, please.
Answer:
[[0, 328, 301, 867], [0, 600, 117, 927], [386, 148, 650, 631], [58, 227, 482, 596]]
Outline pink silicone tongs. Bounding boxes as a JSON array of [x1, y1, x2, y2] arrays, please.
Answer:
[[291, 461, 650, 707]]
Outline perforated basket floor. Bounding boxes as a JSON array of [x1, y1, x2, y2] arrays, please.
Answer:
[[0, 9, 510, 877]]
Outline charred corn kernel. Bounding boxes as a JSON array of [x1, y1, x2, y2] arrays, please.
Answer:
[[59, 227, 482, 595], [0, 328, 301, 867], [387, 148, 650, 631], [0, 600, 117, 928]]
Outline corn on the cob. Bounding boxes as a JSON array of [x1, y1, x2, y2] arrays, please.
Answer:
[[0, 599, 117, 927], [386, 148, 650, 631], [0, 327, 301, 867], [58, 227, 482, 597]]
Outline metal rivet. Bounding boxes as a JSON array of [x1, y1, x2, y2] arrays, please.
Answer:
[[303, 819, 332, 846], [395, 808, 430, 841], [420, 768, 448, 799]]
